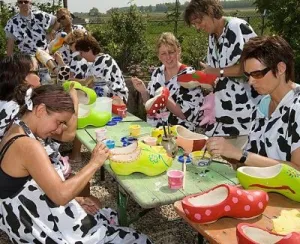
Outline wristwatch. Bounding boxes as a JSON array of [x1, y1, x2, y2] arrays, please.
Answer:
[[220, 68, 224, 77], [239, 149, 249, 163]]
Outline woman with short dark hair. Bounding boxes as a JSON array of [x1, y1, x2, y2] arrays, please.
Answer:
[[206, 36, 300, 170]]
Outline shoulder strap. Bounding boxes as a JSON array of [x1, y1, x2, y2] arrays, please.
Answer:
[[0, 135, 28, 164]]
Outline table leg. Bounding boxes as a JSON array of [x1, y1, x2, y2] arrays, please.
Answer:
[[100, 167, 105, 181], [117, 186, 128, 226], [198, 233, 205, 244]]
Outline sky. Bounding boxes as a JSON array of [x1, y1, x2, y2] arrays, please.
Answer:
[[3, 0, 187, 13]]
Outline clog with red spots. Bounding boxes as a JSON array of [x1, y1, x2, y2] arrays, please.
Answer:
[[145, 87, 170, 116], [181, 184, 269, 224], [236, 223, 300, 244]]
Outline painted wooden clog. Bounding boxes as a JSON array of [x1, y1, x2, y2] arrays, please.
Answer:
[[63, 81, 111, 128], [236, 223, 300, 244], [109, 141, 173, 176], [175, 125, 208, 153], [177, 67, 217, 90], [181, 184, 268, 224], [237, 164, 300, 202], [112, 96, 127, 115], [145, 87, 170, 116], [63, 81, 97, 105]]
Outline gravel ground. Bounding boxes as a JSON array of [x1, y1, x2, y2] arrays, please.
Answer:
[[0, 146, 199, 244]]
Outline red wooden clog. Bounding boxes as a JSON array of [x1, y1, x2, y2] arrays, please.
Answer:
[[181, 184, 269, 224], [236, 223, 300, 244], [145, 87, 170, 116]]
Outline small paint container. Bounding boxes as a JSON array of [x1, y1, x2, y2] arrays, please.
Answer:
[[167, 170, 184, 190], [105, 140, 115, 149], [143, 136, 157, 146], [95, 128, 107, 142], [129, 124, 141, 137]]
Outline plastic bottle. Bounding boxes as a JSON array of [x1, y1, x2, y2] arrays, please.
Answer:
[[49, 32, 67, 54]]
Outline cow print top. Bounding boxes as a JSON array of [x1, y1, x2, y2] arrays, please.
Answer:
[[205, 17, 261, 137], [245, 88, 300, 162], [69, 51, 91, 79], [0, 119, 152, 243], [147, 64, 204, 131], [87, 54, 129, 103], [0, 101, 19, 140], [5, 10, 55, 55], [56, 24, 86, 65]]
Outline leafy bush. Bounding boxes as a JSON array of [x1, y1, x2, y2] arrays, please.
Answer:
[[90, 5, 150, 74], [254, 0, 300, 81]]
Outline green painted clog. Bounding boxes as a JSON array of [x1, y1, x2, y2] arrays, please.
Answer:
[[63, 81, 96, 105], [77, 104, 111, 129], [237, 164, 300, 202], [109, 141, 173, 176]]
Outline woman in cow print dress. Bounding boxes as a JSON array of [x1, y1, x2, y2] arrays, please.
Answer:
[[55, 8, 87, 66], [131, 32, 204, 131], [0, 85, 152, 244], [184, 0, 260, 146], [75, 33, 129, 103], [206, 36, 300, 169]]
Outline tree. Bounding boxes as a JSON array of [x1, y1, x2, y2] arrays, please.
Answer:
[[92, 5, 149, 73], [89, 7, 100, 16], [254, 0, 300, 81]]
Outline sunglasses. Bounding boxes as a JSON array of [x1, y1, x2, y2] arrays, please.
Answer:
[[57, 15, 66, 22], [244, 67, 271, 79], [18, 1, 30, 4], [29, 70, 39, 75]]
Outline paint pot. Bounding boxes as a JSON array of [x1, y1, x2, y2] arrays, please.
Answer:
[[105, 140, 115, 149], [167, 170, 184, 189], [95, 128, 107, 142], [143, 136, 157, 146], [129, 124, 141, 137]]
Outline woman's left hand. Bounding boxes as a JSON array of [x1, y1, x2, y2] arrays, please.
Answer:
[[206, 137, 241, 160], [76, 196, 101, 215]]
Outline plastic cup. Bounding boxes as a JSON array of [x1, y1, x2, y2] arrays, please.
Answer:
[[117, 107, 127, 118], [143, 136, 157, 146], [167, 170, 184, 189], [129, 124, 141, 137], [95, 128, 107, 142]]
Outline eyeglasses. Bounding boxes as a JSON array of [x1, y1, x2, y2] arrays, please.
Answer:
[[18, 1, 30, 4], [57, 15, 66, 22], [29, 70, 39, 75], [244, 67, 271, 79]]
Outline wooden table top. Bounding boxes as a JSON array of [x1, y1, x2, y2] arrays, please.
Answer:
[[76, 114, 239, 209], [174, 193, 300, 244]]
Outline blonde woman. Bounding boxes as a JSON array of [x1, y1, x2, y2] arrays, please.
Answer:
[[131, 32, 204, 131]]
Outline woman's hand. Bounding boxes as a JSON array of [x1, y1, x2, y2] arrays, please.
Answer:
[[131, 76, 147, 94], [76, 196, 101, 215], [90, 143, 110, 168], [200, 61, 220, 76], [53, 51, 65, 66], [206, 137, 242, 160]]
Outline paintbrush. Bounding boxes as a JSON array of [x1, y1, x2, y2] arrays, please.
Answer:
[[182, 154, 187, 190]]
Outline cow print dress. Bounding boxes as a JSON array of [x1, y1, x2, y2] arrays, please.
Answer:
[[245, 88, 300, 162], [5, 10, 54, 55], [147, 65, 204, 131], [205, 17, 261, 137], [87, 54, 129, 103], [0, 119, 152, 244]]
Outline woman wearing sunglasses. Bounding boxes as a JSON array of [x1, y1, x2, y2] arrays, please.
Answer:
[[55, 8, 86, 65], [184, 0, 261, 148], [4, 0, 60, 56], [206, 36, 300, 170], [0, 54, 41, 140]]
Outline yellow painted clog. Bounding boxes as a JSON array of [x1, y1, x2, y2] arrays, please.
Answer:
[[109, 141, 173, 176]]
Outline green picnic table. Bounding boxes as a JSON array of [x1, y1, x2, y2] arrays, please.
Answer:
[[76, 113, 239, 226]]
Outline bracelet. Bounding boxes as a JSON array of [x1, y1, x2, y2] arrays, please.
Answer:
[[239, 149, 249, 163]]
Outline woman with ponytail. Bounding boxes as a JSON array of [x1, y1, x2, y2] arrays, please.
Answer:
[[0, 84, 152, 244]]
